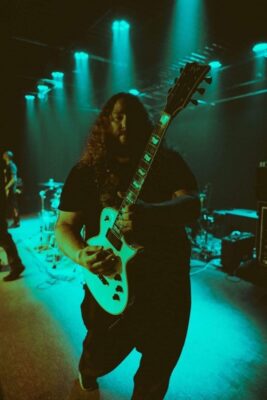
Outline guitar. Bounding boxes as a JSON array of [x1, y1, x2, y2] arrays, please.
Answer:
[[84, 62, 211, 315]]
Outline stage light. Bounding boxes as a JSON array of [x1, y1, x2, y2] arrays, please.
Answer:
[[112, 20, 130, 31], [110, 18, 134, 92], [51, 71, 64, 88], [74, 51, 89, 60], [37, 84, 49, 92], [209, 61, 222, 69], [51, 71, 64, 79], [252, 42, 267, 57], [128, 89, 140, 96], [25, 94, 35, 100], [37, 84, 49, 100]]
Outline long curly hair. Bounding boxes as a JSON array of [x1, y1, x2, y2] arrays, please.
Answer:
[[79, 93, 154, 207], [80, 93, 153, 166]]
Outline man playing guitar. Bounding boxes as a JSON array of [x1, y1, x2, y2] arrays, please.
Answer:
[[55, 91, 201, 398]]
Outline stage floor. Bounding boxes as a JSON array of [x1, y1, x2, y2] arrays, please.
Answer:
[[0, 214, 266, 400]]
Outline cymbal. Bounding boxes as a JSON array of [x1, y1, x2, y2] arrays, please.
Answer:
[[39, 179, 63, 188]]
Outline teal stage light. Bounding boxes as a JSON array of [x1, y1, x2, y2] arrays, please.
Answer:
[[209, 61, 222, 69], [51, 71, 64, 79], [74, 51, 89, 60], [252, 42, 267, 57], [51, 71, 64, 88], [112, 20, 130, 31], [37, 84, 49, 92], [37, 84, 49, 100], [128, 89, 140, 96], [25, 94, 35, 100]]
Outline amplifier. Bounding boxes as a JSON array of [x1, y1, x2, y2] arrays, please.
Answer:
[[256, 201, 267, 268], [221, 232, 255, 274]]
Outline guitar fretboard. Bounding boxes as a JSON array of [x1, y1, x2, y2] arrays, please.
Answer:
[[111, 112, 172, 238]]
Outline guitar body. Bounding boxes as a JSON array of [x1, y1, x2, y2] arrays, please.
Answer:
[[84, 207, 140, 315]]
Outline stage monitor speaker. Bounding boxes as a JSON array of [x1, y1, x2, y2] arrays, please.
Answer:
[[256, 201, 267, 268], [221, 232, 255, 274]]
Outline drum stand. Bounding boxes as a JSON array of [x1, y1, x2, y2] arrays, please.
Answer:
[[191, 185, 217, 261], [36, 189, 62, 268], [195, 210, 216, 260]]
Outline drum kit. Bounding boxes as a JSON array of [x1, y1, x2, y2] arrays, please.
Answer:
[[35, 179, 78, 280], [37, 178, 63, 253], [189, 183, 216, 260]]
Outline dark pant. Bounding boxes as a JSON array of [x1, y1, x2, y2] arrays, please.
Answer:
[[7, 191, 20, 223], [79, 253, 191, 399], [0, 218, 22, 270]]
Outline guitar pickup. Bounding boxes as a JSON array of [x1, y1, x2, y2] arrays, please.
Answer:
[[106, 228, 122, 251]]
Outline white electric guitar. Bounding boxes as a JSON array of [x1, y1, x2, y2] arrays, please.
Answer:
[[84, 62, 211, 315]]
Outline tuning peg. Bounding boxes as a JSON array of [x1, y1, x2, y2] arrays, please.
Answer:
[[204, 76, 212, 84], [196, 87, 205, 95], [191, 99, 199, 106]]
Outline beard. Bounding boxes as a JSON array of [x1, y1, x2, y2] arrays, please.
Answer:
[[105, 126, 149, 163], [106, 132, 132, 158]]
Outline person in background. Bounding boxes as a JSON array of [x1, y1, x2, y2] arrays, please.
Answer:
[[2, 150, 20, 228], [0, 157, 25, 281]]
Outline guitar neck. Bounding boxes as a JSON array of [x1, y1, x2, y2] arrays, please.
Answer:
[[112, 111, 172, 237]]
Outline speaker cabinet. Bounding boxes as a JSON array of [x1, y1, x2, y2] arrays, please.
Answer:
[[221, 233, 255, 274], [256, 201, 267, 268]]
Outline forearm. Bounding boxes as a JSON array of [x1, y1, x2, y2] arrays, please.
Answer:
[[136, 194, 201, 228], [55, 223, 87, 264]]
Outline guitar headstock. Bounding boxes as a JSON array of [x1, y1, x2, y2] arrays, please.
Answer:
[[164, 62, 211, 118]]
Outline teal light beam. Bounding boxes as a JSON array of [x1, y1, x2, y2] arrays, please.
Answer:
[[109, 20, 135, 93], [164, 0, 207, 65]]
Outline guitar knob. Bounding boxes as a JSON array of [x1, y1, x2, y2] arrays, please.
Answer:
[[114, 274, 122, 281], [113, 294, 120, 301], [190, 99, 199, 106], [196, 88, 205, 95], [116, 285, 123, 292], [204, 76, 212, 84]]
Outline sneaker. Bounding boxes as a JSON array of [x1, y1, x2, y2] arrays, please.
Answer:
[[3, 265, 25, 281], [78, 372, 99, 391]]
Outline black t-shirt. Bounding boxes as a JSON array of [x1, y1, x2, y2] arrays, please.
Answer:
[[59, 148, 197, 255]]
